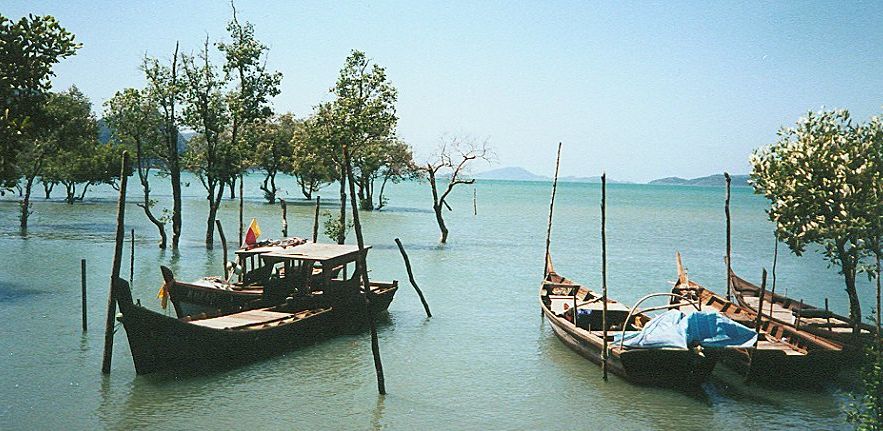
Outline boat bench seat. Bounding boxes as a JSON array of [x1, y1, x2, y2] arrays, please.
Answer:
[[756, 340, 805, 355], [190, 309, 295, 330]]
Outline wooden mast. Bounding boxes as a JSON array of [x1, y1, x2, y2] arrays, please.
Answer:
[[312, 196, 321, 243], [601, 172, 608, 381], [543, 142, 562, 277], [101, 151, 130, 374], [724, 172, 732, 301]]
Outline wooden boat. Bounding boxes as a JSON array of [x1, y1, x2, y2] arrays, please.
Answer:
[[541, 256, 720, 387], [670, 254, 844, 384], [167, 241, 396, 318], [115, 244, 397, 375], [729, 267, 876, 351]]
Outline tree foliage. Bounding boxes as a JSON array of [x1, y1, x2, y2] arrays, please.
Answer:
[[0, 13, 80, 189], [251, 113, 297, 203], [750, 110, 881, 331]]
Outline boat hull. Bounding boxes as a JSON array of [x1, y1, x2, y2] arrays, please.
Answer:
[[543, 301, 718, 387]]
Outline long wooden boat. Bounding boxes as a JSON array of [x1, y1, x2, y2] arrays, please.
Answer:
[[167, 242, 396, 318], [541, 256, 720, 387], [670, 254, 844, 384], [729, 267, 876, 351], [115, 244, 397, 375]]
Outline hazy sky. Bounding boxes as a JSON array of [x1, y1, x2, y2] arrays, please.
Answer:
[[7, 1, 883, 181]]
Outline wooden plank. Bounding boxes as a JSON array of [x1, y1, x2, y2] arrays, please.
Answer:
[[190, 309, 294, 330]]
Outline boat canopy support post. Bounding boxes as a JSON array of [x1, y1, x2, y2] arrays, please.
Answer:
[[281, 199, 288, 237], [129, 229, 135, 286], [395, 238, 431, 318], [770, 238, 778, 316], [312, 196, 321, 243], [601, 172, 608, 381], [102, 151, 130, 374], [238, 173, 244, 244], [724, 172, 732, 301]]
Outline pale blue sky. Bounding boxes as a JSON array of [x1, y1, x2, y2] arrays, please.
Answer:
[[7, 1, 883, 181]]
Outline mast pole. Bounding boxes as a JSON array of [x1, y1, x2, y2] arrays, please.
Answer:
[[724, 172, 732, 301], [543, 143, 562, 277], [601, 172, 608, 381]]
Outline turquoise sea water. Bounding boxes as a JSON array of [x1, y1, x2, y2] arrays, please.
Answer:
[[0, 174, 872, 430]]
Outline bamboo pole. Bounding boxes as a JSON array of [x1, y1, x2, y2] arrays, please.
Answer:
[[239, 174, 244, 244], [543, 143, 562, 277], [129, 229, 135, 286], [343, 144, 385, 395], [216, 219, 228, 279], [724, 172, 732, 301], [312, 196, 321, 243], [473, 187, 477, 216], [394, 238, 431, 318], [601, 172, 608, 381], [825, 298, 832, 328], [770, 238, 778, 317], [101, 151, 130, 374], [81, 259, 87, 332], [280, 199, 288, 238], [747, 269, 767, 384]]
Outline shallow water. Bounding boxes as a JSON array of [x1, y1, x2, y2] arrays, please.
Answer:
[[0, 174, 867, 430]]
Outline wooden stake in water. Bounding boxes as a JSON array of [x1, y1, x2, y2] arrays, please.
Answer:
[[395, 238, 431, 318], [724, 172, 732, 301], [601, 172, 609, 381], [280, 199, 288, 238], [102, 151, 130, 374], [81, 259, 87, 332], [129, 229, 135, 286], [543, 143, 562, 277], [312, 196, 321, 243], [747, 268, 767, 383], [473, 187, 477, 216], [343, 143, 385, 395], [216, 219, 228, 279]]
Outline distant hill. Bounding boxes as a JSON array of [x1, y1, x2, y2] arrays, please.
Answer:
[[474, 166, 547, 181], [648, 174, 750, 187]]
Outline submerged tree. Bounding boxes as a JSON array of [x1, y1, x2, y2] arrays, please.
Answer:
[[0, 13, 79, 192], [143, 44, 184, 249], [181, 10, 281, 248], [105, 88, 169, 247], [376, 140, 417, 210], [287, 115, 336, 200], [252, 113, 297, 204], [750, 110, 875, 331], [420, 136, 492, 243]]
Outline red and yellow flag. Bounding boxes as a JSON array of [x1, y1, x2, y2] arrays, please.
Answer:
[[156, 280, 170, 310], [243, 218, 262, 248]]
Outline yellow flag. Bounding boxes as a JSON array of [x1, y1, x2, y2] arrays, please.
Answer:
[[243, 218, 262, 247], [156, 280, 170, 310]]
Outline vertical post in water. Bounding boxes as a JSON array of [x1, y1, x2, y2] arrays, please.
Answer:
[[747, 269, 767, 384], [239, 174, 244, 245], [825, 298, 832, 329], [102, 151, 130, 374], [473, 187, 477, 216], [601, 172, 608, 381], [343, 144, 385, 395], [216, 219, 228, 279], [280, 199, 288, 238], [81, 259, 87, 332], [312, 196, 321, 243], [543, 143, 562, 278], [129, 229, 135, 286], [724, 172, 732, 301], [770, 238, 778, 316]]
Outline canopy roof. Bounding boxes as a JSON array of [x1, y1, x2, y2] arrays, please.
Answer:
[[260, 243, 370, 265]]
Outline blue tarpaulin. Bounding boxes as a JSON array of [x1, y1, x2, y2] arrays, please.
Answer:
[[614, 310, 757, 349]]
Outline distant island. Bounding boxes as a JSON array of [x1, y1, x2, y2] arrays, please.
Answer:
[[473, 167, 629, 184], [473, 166, 748, 187], [648, 174, 750, 187]]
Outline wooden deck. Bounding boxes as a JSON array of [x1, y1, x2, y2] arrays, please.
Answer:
[[742, 296, 796, 324], [190, 309, 298, 330]]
